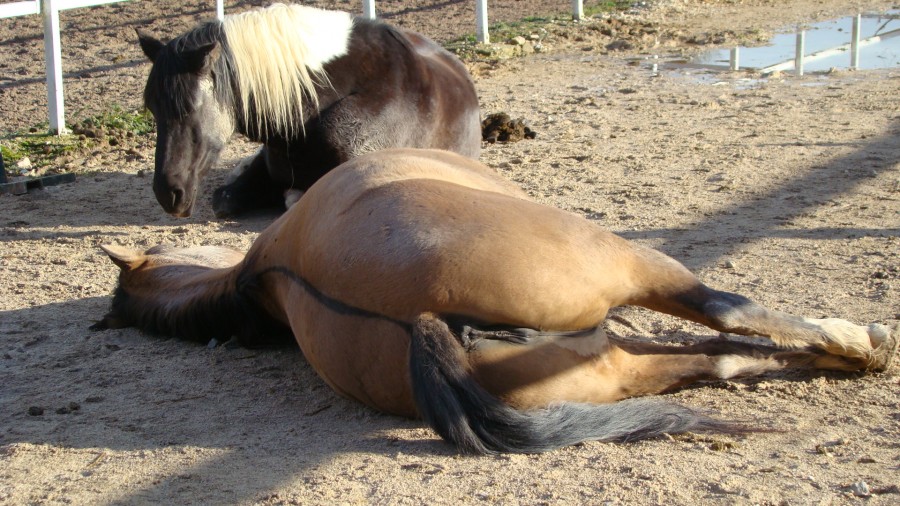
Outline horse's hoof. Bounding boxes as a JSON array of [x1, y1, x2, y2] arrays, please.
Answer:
[[213, 207, 236, 219], [866, 323, 898, 372], [212, 189, 239, 219]]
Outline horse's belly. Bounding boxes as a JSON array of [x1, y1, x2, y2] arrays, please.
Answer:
[[283, 284, 418, 417]]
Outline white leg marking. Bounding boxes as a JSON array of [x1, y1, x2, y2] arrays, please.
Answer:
[[805, 318, 880, 359], [284, 189, 305, 209], [554, 327, 610, 357], [802, 319, 896, 370], [224, 147, 263, 185], [715, 355, 783, 379]]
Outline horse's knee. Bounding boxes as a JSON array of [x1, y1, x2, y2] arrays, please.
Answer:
[[212, 168, 286, 219], [224, 149, 264, 185]]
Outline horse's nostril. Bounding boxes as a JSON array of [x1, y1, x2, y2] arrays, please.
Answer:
[[171, 188, 184, 207]]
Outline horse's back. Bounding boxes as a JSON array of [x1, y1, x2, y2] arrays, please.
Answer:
[[311, 148, 525, 201], [333, 21, 481, 158]]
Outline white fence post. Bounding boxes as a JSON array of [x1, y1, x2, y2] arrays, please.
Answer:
[[41, 0, 67, 134], [216, 0, 224, 21], [475, 0, 488, 43], [850, 13, 861, 69], [729, 47, 739, 70], [362, 0, 375, 19], [795, 29, 805, 75], [572, 0, 583, 20]]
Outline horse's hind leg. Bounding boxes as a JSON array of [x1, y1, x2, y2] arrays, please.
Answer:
[[622, 245, 896, 371], [212, 147, 285, 218], [467, 323, 843, 407]]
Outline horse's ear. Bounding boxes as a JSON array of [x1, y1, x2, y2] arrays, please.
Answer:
[[182, 42, 221, 74], [136, 29, 164, 62], [100, 244, 146, 272]]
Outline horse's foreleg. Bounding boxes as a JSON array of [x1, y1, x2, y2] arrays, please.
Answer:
[[622, 245, 896, 370], [212, 147, 285, 218]]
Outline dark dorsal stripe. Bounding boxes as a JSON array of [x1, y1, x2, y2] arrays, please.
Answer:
[[257, 266, 412, 333]]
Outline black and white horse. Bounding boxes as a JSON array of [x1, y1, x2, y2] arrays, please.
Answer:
[[138, 3, 481, 217]]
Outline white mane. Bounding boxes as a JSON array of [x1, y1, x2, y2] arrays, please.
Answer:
[[222, 3, 354, 136]]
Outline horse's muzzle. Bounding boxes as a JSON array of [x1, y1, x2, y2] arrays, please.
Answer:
[[155, 186, 193, 218]]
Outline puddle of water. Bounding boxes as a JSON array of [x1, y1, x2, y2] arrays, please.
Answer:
[[693, 11, 900, 72]]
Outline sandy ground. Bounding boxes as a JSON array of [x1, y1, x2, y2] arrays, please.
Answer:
[[1, 0, 899, 504]]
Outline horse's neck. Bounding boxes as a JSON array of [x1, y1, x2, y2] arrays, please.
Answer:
[[233, 86, 331, 143], [126, 265, 245, 343]]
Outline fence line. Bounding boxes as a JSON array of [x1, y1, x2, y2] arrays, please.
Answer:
[[1, 1, 589, 134], [1, 0, 226, 134]]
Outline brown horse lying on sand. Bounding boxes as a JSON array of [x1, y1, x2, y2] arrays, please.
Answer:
[[94, 149, 897, 454]]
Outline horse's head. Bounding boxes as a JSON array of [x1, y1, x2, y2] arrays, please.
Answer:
[[138, 28, 235, 217], [93, 243, 245, 330]]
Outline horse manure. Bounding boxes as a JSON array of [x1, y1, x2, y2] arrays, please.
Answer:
[[710, 440, 736, 451], [672, 432, 737, 451], [27, 406, 44, 416], [481, 113, 537, 143]]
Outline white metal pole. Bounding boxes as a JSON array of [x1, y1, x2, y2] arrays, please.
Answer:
[[362, 0, 375, 19], [850, 13, 861, 69], [729, 47, 739, 70], [41, 0, 67, 134], [475, 0, 488, 44], [216, 0, 224, 21], [572, 0, 583, 20], [795, 29, 805, 76]]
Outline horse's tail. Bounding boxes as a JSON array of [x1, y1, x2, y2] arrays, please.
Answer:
[[408, 313, 747, 455]]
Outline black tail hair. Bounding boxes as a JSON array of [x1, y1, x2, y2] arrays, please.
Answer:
[[409, 313, 749, 454]]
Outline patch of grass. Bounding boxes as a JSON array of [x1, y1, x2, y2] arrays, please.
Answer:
[[444, 2, 637, 60], [445, 17, 562, 59], [1, 106, 154, 176], [74, 105, 155, 137], [1, 128, 84, 170], [0, 143, 26, 163], [584, 1, 635, 17]]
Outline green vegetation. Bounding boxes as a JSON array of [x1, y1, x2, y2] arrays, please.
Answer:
[[74, 105, 155, 137], [1, 106, 154, 176], [445, 1, 636, 60], [1, 127, 84, 171], [584, 1, 635, 17]]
